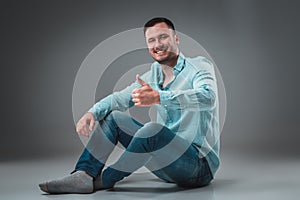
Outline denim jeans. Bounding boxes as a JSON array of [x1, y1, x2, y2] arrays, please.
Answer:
[[74, 110, 213, 188]]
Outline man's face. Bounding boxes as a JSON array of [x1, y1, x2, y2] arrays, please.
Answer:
[[145, 22, 179, 65]]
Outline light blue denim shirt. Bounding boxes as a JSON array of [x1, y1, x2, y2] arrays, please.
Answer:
[[89, 53, 220, 175]]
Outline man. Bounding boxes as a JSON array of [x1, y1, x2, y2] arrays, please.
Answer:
[[39, 17, 220, 194]]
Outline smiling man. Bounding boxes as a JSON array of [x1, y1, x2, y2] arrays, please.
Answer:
[[39, 17, 220, 194]]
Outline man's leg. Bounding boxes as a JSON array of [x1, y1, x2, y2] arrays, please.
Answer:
[[101, 122, 213, 188], [150, 146, 213, 188], [73, 110, 143, 177], [39, 111, 143, 194]]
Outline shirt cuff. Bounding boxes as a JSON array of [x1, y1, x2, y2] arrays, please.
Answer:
[[87, 107, 98, 121]]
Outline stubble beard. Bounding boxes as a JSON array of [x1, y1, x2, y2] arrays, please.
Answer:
[[154, 51, 178, 66]]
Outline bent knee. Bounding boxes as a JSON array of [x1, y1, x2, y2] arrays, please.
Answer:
[[144, 122, 164, 130], [135, 122, 166, 138], [105, 110, 124, 121]]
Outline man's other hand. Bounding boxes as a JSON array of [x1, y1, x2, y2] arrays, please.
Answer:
[[76, 112, 95, 137], [132, 74, 160, 106]]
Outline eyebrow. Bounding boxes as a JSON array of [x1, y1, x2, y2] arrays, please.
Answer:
[[147, 33, 169, 40]]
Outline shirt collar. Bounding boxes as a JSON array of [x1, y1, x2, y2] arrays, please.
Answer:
[[156, 52, 186, 87], [173, 52, 186, 72]]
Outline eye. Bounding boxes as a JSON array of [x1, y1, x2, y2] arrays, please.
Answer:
[[148, 38, 155, 43], [159, 34, 169, 40]]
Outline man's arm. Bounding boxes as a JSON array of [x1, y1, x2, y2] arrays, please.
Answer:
[[76, 80, 140, 137], [159, 60, 218, 111], [88, 83, 138, 121], [131, 60, 217, 111]]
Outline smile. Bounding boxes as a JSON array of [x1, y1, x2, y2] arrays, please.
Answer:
[[154, 49, 168, 55]]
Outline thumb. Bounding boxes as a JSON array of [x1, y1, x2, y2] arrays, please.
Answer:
[[136, 74, 148, 86], [89, 116, 95, 132]]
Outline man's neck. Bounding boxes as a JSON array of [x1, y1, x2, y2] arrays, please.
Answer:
[[161, 54, 179, 76], [161, 65, 174, 78], [160, 54, 179, 88]]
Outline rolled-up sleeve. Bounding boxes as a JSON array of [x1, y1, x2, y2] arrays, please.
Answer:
[[88, 82, 138, 121]]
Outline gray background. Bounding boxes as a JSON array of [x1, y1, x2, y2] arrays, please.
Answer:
[[1, 0, 299, 161]]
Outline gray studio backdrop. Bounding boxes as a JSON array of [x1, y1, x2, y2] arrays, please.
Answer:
[[1, 0, 299, 161]]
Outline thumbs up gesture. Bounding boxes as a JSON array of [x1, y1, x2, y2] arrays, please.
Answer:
[[132, 74, 160, 106]]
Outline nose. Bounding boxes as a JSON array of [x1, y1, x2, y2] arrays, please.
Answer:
[[154, 39, 163, 49]]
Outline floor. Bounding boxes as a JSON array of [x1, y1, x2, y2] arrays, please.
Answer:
[[0, 152, 299, 200]]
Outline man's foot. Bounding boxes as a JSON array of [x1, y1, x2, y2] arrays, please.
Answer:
[[39, 171, 93, 194]]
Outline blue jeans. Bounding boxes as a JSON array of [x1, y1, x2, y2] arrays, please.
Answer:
[[74, 111, 213, 188]]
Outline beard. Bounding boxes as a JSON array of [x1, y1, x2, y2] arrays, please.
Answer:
[[153, 50, 178, 65]]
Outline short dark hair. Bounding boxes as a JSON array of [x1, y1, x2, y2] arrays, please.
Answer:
[[144, 17, 175, 34]]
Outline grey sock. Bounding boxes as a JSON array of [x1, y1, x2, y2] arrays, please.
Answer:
[[39, 171, 93, 194]]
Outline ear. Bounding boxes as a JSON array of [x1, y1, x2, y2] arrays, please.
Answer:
[[175, 34, 179, 45]]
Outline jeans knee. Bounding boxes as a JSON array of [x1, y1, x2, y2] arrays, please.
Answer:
[[144, 122, 164, 129], [103, 110, 125, 126], [131, 122, 173, 153], [106, 110, 122, 120], [135, 122, 165, 138]]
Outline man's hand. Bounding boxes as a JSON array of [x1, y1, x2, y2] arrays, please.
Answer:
[[132, 74, 160, 106], [76, 112, 95, 137]]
